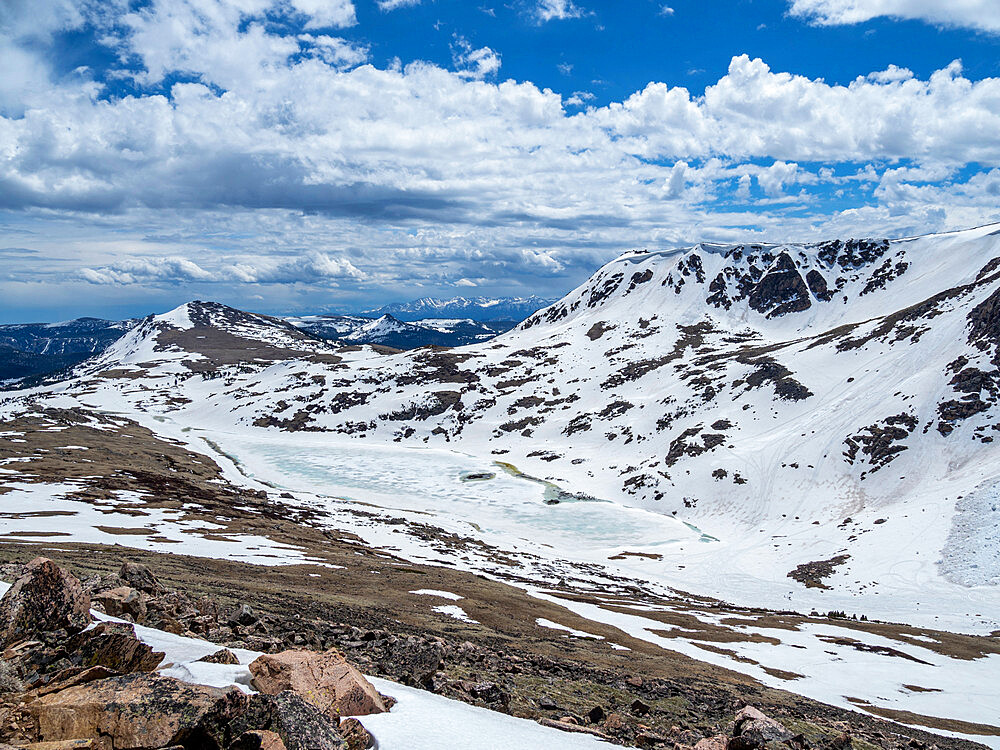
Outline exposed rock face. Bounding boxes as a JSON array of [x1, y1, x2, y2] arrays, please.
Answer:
[[249, 650, 388, 719], [30, 672, 248, 749], [0, 558, 91, 646], [747, 253, 812, 318]]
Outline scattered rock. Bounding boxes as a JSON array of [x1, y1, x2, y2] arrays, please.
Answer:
[[384, 635, 444, 686], [232, 729, 288, 750], [237, 691, 347, 750], [338, 717, 375, 750], [66, 621, 164, 674], [537, 717, 609, 738], [631, 698, 651, 716], [91, 587, 147, 622], [694, 735, 730, 750]]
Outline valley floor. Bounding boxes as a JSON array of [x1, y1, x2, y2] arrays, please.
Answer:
[[0, 407, 997, 748]]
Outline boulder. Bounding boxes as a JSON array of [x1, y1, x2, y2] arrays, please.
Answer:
[[30, 672, 247, 749], [236, 691, 347, 750], [249, 650, 387, 718], [66, 622, 164, 674], [731, 706, 792, 749], [0, 559, 91, 645], [91, 587, 147, 623], [198, 649, 240, 665], [231, 730, 288, 750], [338, 718, 374, 750], [118, 562, 164, 595]]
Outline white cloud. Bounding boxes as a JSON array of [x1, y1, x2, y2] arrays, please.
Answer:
[[300, 34, 369, 68], [452, 38, 502, 79], [663, 161, 688, 199], [659, 5, 675, 16], [4, 1, 1000, 304], [788, 0, 1000, 33], [534, 0, 584, 23], [80, 257, 216, 285], [230, 253, 365, 283], [377, 0, 421, 10], [288, 0, 356, 28]]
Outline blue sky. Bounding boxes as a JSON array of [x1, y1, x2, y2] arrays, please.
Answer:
[[2, 0, 1000, 322]]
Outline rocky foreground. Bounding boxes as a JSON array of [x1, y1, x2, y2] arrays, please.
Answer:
[[0, 557, 391, 749], [0, 556, 982, 750]]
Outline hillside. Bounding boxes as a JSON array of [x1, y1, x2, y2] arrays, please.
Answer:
[[2, 227, 1000, 745]]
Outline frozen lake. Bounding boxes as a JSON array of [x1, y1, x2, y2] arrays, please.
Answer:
[[208, 431, 704, 562]]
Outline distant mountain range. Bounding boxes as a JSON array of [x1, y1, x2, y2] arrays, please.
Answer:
[[0, 318, 134, 383], [285, 314, 516, 350], [0, 298, 552, 384], [363, 296, 556, 322]]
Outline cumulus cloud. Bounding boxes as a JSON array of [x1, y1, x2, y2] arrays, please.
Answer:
[[230, 253, 365, 283], [452, 37, 502, 79], [80, 257, 216, 285], [81, 253, 365, 286], [3, 0, 1000, 307], [788, 0, 1000, 33]]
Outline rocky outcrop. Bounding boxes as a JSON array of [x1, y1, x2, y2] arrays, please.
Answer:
[[234, 691, 348, 750], [0, 560, 378, 750], [31, 672, 246, 748], [0, 558, 91, 646], [249, 650, 387, 718]]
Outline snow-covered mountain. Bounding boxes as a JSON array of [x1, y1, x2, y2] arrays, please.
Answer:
[[285, 313, 513, 349], [8, 228, 1000, 742], [10, 226, 1000, 631], [363, 295, 556, 322]]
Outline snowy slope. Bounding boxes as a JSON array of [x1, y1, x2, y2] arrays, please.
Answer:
[[6, 228, 1000, 743], [29, 226, 1000, 626]]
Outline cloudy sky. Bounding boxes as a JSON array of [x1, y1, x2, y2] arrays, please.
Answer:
[[2, 0, 1000, 322]]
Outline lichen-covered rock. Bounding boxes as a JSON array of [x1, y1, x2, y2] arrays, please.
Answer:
[[236, 691, 347, 750], [198, 648, 240, 665], [231, 729, 288, 750], [250, 650, 387, 718], [730, 706, 792, 749], [65, 622, 164, 674], [118, 561, 164, 595], [385, 635, 444, 686], [91, 587, 147, 622], [30, 672, 248, 749], [338, 717, 375, 750], [0, 558, 91, 646]]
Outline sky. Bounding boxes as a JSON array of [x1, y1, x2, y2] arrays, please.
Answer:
[[2, 0, 1000, 322]]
